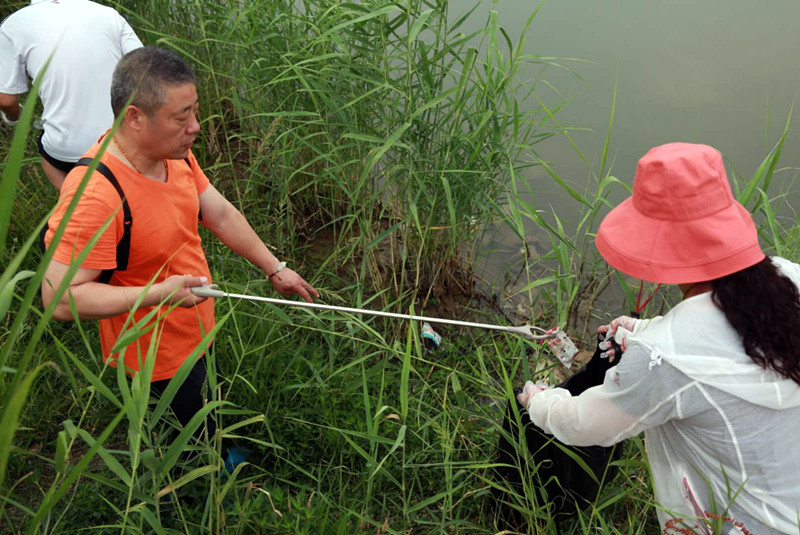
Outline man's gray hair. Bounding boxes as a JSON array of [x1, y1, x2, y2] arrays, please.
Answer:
[[111, 46, 196, 117]]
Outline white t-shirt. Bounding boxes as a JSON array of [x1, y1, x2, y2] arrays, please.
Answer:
[[527, 256, 800, 534], [0, 0, 142, 162]]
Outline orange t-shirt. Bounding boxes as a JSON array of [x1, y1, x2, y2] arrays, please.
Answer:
[[45, 140, 215, 381]]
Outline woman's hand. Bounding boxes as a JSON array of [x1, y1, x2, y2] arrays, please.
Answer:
[[517, 380, 550, 408], [597, 315, 650, 357]]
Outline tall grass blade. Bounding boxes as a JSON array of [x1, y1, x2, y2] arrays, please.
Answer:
[[0, 66, 46, 257], [0, 364, 46, 490]]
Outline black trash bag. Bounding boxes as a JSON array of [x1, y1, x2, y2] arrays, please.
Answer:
[[491, 334, 623, 531]]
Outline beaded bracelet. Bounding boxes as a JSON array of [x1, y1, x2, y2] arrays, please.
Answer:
[[268, 261, 287, 279]]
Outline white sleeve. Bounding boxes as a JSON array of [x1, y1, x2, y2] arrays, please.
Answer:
[[771, 256, 800, 289], [116, 12, 143, 53], [0, 24, 29, 94], [527, 341, 700, 447], [527, 383, 642, 447], [632, 317, 654, 333]]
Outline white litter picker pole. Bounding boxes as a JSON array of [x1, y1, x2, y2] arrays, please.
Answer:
[[191, 284, 555, 341]]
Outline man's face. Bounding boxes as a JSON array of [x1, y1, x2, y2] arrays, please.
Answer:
[[140, 83, 200, 160]]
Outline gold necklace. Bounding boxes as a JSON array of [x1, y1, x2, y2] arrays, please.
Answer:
[[112, 136, 168, 180]]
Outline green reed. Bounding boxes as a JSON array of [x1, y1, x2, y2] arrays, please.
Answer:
[[113, 0, 558, 307], [2, 0, 798, 533]]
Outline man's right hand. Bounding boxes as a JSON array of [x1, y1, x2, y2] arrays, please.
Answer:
[[158, 275, 209, 307], [44, 261, 211, 321]]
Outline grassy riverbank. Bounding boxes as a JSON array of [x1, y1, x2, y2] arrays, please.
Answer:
[[2, 1, 798, 533]]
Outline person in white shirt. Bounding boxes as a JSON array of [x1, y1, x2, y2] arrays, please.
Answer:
[[518, 142, 800, 534], [0, 0, 142, 190]]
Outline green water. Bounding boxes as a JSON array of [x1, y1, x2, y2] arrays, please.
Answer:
[[471, 0, 800, 319], [493, 0, 799, 181]]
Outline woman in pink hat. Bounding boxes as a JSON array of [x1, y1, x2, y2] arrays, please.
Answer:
[[517, 142, 800, 534]]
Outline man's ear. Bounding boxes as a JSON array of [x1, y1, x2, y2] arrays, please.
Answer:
[[123, 104, 146, 131]]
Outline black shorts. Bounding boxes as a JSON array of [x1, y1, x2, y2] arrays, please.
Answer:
[[150, 354, 223, 445], [37, 132, 76, 173]]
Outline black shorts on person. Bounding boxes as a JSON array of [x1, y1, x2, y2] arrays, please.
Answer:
[[37, 131, 77, 173], [150, 356, 219, 444], [149, 354, 242, 472]]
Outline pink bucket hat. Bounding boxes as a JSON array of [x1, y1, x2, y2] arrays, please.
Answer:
[[595, 142, 765, 284]]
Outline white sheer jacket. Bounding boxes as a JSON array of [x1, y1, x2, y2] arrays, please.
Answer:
[[526, 257, 800, 534]]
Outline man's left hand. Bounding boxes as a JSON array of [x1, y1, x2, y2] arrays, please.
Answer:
[[269, 267, 319, 303]]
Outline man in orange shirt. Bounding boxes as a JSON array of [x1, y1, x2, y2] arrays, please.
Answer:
[[41, 47, 318, 468]]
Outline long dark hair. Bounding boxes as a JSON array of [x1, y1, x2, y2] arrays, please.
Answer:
[[712, 257, 800, 386]]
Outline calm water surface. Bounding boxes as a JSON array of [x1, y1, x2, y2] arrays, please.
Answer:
[[466, 0, 800, 324]]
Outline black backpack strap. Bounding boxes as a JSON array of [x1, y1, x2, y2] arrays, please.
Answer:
[[39, 223, 49, 254], [74, 157, 132, 284], [46, 156, 196, 282]]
